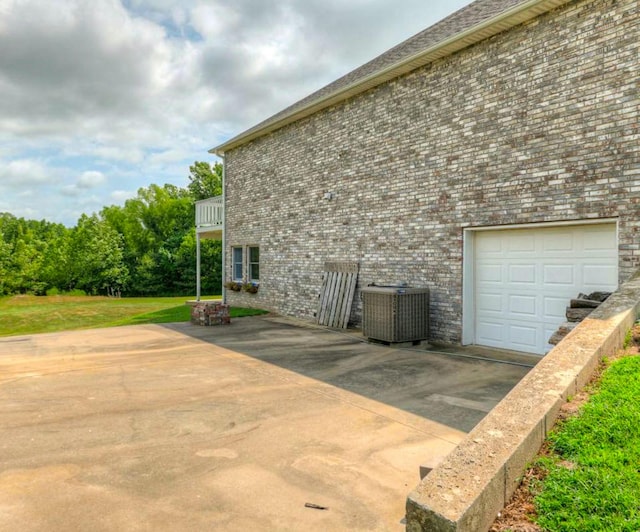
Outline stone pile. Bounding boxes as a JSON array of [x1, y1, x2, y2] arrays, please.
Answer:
[[548, 291, 611, 345], [190, 302, 231, 326]]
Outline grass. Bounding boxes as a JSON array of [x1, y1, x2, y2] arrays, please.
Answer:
[[533, 354, 640, 531], [0, 294, 268, 337]]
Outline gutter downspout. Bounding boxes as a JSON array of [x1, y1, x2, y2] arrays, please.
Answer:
[[221, 154, 227, 305]]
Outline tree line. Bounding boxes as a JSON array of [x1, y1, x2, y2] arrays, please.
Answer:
[[0, 162, 222, 297]]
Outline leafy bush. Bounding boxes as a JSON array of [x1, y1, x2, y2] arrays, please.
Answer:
[[67, 289, 87, 296]]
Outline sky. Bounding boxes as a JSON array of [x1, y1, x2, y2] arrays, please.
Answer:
[[0, 0, 472, 226]]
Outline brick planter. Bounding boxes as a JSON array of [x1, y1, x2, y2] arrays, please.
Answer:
[[190, 302, 231, 326]]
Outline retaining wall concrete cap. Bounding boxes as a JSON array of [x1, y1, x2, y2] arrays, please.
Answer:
[[406, 272, 640, 532]]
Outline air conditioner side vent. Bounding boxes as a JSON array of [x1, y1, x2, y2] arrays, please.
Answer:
[[361, 287, 429, 343]]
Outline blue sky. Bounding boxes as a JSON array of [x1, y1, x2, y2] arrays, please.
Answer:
[[0, 0, 472, 226]]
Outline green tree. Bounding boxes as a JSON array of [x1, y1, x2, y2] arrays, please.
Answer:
[[0, 228, 12, 295], [69, 214, 129, 295], [40, 223, 73, 291], [173, 231, 222, 295], [101, 183, 198, 296], [0, 161, 224, 297], [187, 161, 222, 200], [0, 214, 63, 294]]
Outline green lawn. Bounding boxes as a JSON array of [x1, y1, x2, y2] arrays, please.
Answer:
[[0, 295, 267, 337], [534, 354, 640, 531]]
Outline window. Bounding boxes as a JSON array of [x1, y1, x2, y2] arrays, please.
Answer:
[[248, 246, 260, 282], [230, 245, 260, 283], [232, 247, 243, 281]]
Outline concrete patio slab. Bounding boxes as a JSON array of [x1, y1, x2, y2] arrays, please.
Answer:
[[0, 316, 530, 531]]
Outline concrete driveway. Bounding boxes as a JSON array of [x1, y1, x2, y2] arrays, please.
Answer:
[[0, 316, 531, 531]]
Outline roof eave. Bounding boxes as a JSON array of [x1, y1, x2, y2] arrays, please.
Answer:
[[211, 0, 570, 156]]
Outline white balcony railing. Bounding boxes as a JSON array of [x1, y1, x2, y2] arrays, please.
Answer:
[[196, 196, 223, 231]]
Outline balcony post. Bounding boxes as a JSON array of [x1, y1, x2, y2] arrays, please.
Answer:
[[194, 193, 223, 300], [196, 232, 201, 301]]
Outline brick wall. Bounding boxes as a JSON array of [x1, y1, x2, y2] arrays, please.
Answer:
[[223, 0, 640, 343]]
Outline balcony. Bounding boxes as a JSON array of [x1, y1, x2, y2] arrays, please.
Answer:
[[196, 196, 223, 239]]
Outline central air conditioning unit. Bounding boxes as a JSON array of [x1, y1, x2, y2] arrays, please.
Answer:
[[361, 286, 430, 343]]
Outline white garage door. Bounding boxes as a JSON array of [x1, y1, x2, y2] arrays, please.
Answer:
[[473, 223, 618, 355]]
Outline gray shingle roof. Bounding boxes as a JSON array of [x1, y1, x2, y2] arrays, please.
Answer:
[[213, 0, 567, 154]]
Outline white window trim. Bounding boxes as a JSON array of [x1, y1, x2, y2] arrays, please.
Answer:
[[247, 245, 260, 284], [230, 244, 260, 284], [231, 246, 244, 282]]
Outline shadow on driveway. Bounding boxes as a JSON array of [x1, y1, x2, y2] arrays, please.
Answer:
[[166, 315, 532, 433]]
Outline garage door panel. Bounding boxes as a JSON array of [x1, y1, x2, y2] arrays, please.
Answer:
[[477, 263, 503, 283], [507, 235, 536, 253], [477, 293, 503, 313], [509, 295, 536, 317], [584, 228, 618, 251], [473, 223, 618, 355], [543, 231, 574, 252], [477, 237, 503, 254], [543, 264, 575, 285], [476, 321, 504, 345], [509, 264, 536, 284], [507, 323, 539, 351], [543, 296, 567, 320], [583, 264, 617, 286]]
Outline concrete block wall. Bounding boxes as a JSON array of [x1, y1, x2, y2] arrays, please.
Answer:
[[223, 0, 640, 343], [405, 271, 640, 531]]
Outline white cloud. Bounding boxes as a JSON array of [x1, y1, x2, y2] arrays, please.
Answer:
[[110, 189, 136, 202], [0, 0, 172, 139], [11, 206, 40, 219], [86, 146, 146, 165], [61, 170, 107, 196], [61, 185, 81, 197], [1, 0, 473, 140], [189, 3, 239, 40], [77, 171, 106, 189], [148, 148, 194, 165], [0, 159, 53, 186]]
